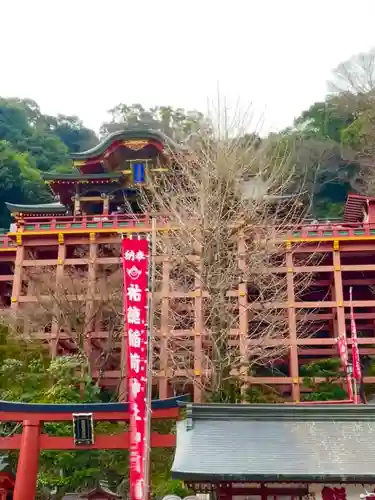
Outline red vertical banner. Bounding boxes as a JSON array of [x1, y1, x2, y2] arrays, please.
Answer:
[[337, 333, 353, 401], [121, 238, 149, 500]]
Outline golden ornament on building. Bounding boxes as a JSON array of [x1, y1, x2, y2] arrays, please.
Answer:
[[122, 140, 149, 151]]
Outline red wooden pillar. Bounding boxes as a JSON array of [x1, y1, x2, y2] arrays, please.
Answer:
[[13, 420, 40, 500], [0, 489, 6, 500]]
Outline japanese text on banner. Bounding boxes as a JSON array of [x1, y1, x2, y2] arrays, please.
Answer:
[[122, 238, 149, 500]]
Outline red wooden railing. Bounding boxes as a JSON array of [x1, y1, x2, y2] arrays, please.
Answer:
[[16, 213, 170, 233], [284, 221, 375, 240], [5, 214, 375, 240]]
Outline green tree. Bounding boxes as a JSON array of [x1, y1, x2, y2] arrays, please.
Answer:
[[0, 98, 70, 171], [0, 140, 52, 228], [45, 114, 98, 153], [296, 48, 375, 203], [294, 98, 355, 143], [0, 324, 123, 496], [0, 97, 99, 226], [0, 97, 98, 166], [300, 358, 348, 401], [100, 103, 210, 142], [281, 92, 362, 218]]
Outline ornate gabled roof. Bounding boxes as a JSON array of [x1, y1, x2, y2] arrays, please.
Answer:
[[5, 202, 67, 214], [172, 403, 375, 482], [63, 482, 121, 499], [82, 483, 121, 498], [71, 129, 179, 160]]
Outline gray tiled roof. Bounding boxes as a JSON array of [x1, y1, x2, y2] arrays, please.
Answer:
[[171, 404, 375, 482]]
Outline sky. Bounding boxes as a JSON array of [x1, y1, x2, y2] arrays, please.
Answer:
[[2, 0, 375, 135]]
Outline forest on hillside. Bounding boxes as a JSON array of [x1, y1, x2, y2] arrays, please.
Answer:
[[1, 48, 375, 228]]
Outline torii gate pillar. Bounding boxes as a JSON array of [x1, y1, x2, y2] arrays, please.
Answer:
[[13, 420, 40, 500]]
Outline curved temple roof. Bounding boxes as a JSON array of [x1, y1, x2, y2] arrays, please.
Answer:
[[71, 129, 180, 160], [5, 201, 67, 214]]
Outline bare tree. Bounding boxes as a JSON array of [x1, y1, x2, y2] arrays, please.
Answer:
[[136, 114, 317, 401], [330, 48, 375, 96], [7, 263, 123, 386]]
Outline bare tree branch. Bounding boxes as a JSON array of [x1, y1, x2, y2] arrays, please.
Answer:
[[135, 115, 318, 400], [7, 261, 123, 387]]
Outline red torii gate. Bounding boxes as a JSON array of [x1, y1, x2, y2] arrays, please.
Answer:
[[0, 395, 187, 500]]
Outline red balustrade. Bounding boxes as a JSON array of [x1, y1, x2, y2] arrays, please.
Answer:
[[6, 215, 375, 240], [17, 213, 170, 233], [285, 221, 375, 240]]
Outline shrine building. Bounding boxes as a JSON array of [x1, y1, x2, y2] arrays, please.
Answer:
[[172, 402, 375, 500], [1, 129, 375, 402]]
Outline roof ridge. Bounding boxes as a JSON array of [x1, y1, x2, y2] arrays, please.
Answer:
[[187, 403, 375, 421], [70, 128, 180, 160]]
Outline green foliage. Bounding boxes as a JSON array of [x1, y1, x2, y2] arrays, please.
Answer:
[[360, 356, 375, 399], [0, 97, 98, 228], [0, 325, 121, 495], [150, 420, 191, 498], [245, 386, 285, 403], [340, 118, 364, 149], [300, 358, 348, 401], [0, 98, 69, 171], [287, 49, 375, 214], [294, 99, 354, 143], [283, 98, 362, 218], [47, 114, 98, 154], [0, 140, 52, 228], [207, 378, 242, 403], [100, 103, 210, 142], [0, 325, 179, 497]]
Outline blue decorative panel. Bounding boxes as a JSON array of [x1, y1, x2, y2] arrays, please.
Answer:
[[132, 162, 145, 184]]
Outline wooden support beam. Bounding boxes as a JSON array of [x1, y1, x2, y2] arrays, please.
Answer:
[[10, 245, 24, 309], [286, 251, 299, 401]]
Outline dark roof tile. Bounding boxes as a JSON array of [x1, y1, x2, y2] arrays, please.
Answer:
[[172, 403, 375, 482]]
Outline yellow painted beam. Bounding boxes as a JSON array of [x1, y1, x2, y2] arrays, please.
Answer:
[[7, 226, 171, 238], [288, 235, 375, 243], [4, 230, 375, 244]]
